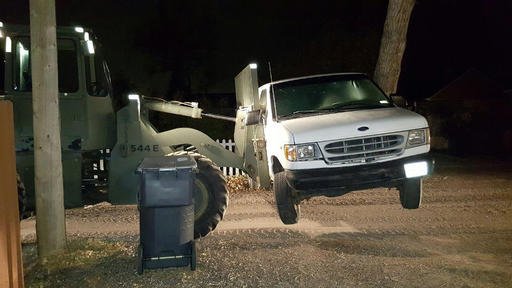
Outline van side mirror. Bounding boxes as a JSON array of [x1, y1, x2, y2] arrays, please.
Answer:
[[390, 94, 406, 108], [245, 109, 261, 126], [259, 90, 267, 110]]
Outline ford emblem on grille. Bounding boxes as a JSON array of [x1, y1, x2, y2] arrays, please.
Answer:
[[358, 126, 369, 131]]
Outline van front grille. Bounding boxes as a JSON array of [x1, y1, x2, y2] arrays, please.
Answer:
[[321, 134, 404, 164]]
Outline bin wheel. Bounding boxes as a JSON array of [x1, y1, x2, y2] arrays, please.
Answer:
[[17, 173, 27, 220], [137, 245, 144, 275], [190, 240, 197, 271]]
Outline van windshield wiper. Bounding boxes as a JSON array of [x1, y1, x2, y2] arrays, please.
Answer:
[[321, 102, 387, 111], [279, 109, 327, 119]]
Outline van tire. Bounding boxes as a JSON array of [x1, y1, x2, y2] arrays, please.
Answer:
[[399, 178, 422, 209], [274, 172, 300, 224]]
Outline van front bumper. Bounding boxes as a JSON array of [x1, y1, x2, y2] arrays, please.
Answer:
[[285, 154, 434, 200]]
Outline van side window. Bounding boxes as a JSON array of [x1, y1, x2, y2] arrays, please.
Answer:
[[13, 37, 79, 93]]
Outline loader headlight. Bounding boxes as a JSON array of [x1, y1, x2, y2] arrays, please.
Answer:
[[284, 143, 322, 161], [406, 128, 429, 148]]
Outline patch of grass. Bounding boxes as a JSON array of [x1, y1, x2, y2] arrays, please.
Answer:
[[23, 238, 133, 288]]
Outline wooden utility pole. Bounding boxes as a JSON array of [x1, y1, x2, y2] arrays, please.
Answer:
[[29, 0, 67, 257], [0, 101, 24, 288], [373, 0, 415, 95]]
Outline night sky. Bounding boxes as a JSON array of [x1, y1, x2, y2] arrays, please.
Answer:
[[2, 0, 511, 101]]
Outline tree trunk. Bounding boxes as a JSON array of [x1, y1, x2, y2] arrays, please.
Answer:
[[374, 0, 415, 95], [30, 0, 67, 257]]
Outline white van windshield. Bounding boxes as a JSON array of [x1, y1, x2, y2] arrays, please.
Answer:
[[271, 74, 392, 120]]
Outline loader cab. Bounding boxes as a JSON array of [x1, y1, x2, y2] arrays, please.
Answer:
[[1, 23, 115, 152], [2, 23, 116, 209]]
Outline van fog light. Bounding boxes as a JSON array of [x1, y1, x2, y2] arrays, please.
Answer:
[[404, 161, 428, 178]]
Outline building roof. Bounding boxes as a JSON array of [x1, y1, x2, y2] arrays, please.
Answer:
[[429, 69, 503, 101]]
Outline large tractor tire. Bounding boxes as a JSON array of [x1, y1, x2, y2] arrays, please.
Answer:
[[274, 171, 300, 224], [173, 152, 228, 238], [17, 173, 27, 220]]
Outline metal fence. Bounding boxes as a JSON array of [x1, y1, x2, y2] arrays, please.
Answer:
[[216, 139, 243, 176]]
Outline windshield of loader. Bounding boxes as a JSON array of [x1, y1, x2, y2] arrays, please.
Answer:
[[12, 37, 79, 93], [271, 74, 392, 120]]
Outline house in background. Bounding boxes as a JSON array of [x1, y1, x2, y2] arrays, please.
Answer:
[[418, 69, 512, 155]]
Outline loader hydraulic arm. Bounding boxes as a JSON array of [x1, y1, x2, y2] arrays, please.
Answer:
[[141, 97, 236, 122], [143, 99, 203, 119], [109, 94, 245, 205], [117, 94, 244, 170]]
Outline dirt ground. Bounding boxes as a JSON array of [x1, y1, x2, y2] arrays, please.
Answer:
[[21, 154, 512, 287]]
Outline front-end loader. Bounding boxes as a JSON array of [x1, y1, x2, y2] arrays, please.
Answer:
[[1, 23, 264, 237]]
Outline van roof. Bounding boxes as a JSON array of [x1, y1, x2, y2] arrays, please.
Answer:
[[263, 72, 367, 87]]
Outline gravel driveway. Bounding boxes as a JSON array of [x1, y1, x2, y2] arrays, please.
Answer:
[[21, 155, 512, 287]]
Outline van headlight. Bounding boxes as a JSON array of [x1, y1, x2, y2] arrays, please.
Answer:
[[406, 128, 430, 148], [284, 143, 322, 161]]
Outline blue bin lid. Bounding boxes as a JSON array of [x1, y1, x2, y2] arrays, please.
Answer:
[[136, 155, 197, 173]]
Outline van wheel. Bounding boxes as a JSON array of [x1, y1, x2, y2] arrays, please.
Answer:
[[274, 172, 300, 224], [399, 178, 422, 209]]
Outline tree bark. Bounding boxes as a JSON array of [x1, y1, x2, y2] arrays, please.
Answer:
[[30, 0, 67, 257], [374, 0, 415, 95]]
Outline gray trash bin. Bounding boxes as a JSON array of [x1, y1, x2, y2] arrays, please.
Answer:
[[135, 155, 197, 274]]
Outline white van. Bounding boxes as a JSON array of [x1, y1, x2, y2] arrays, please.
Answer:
[[254, 73, 433, 224]]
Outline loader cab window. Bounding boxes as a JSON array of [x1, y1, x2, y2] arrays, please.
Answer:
[[12, 37, 79, 93], [84, 42, 112, 97]]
